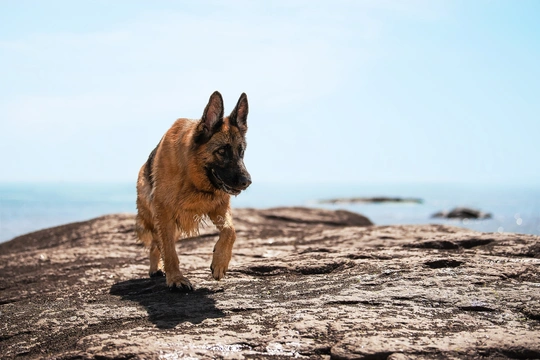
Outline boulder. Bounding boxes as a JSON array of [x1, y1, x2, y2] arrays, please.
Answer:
[[0, 207, 539, 359]]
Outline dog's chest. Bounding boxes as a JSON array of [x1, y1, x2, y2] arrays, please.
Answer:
[[172, 190, 225, 237], [174, 211, 207, 238]]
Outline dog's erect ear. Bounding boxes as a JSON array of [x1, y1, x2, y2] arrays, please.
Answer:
[[229, 93, 248, 133], [201, 91, 224, 135]]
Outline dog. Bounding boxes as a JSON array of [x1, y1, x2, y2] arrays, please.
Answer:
[[135, 91, 251, 291]]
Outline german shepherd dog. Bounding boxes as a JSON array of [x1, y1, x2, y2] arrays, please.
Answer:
[[136, 91, 251, 291]]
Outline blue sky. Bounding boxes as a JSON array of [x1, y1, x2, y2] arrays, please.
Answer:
[[0, 0, 539, 184]]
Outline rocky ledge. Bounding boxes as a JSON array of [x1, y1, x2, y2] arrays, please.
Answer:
[[0, 207, 539, 359]]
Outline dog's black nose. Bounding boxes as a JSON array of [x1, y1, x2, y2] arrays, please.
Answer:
[[238, 174, 252, 189]]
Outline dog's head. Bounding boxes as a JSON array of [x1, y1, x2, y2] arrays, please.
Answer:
[[193, 91, 251, 196]]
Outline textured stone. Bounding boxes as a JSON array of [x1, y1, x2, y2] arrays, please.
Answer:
[[0, 207, 539, 359]]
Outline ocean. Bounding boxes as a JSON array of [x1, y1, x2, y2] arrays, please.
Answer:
[[1, 182, 539, 243]]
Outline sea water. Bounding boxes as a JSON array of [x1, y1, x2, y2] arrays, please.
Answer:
[[1, 182, 539, 243]]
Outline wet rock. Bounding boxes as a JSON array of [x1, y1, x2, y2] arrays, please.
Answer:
[[0, 207, 539, 359], [432, 207, 492, 219]]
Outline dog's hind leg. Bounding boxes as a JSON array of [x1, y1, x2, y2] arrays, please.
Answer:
[[135, 218, 162, 277], [135, 195, 164, 277], [148, 237, 164, 277]]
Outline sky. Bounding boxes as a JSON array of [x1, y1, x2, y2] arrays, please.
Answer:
[[0, 0, 539, 185]]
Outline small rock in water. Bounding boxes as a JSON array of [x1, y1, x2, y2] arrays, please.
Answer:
[[432, 207, 492, 219]]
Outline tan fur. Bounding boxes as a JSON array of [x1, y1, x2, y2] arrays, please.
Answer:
[[135, 93, 248, 289]]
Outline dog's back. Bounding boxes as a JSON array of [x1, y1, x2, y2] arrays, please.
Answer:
[[136, 118, 199, 246]]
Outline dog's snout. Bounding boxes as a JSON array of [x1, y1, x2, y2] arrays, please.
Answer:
[[238, 174, 252, 189]]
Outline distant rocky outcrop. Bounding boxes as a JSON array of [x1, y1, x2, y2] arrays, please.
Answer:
[[319, 197, 423, 204], [1, 207, 539, 359], [432, 207, 493, 219]]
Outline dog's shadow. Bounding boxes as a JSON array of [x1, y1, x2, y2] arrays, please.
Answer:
[[110, 277, 224, 329]]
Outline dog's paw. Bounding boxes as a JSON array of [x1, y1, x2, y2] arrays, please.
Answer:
[[149, 269, 165, 278], [166, 273, 193, 292], [210, 253, 231, 281]]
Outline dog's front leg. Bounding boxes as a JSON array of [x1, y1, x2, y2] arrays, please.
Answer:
[[155, 214, 193, 291], [209, 208, 236, 280]]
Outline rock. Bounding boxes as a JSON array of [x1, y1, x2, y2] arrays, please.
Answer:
[[319, 197, 423, 204], [255, 206, 373, 226], [0, 207, 539, 359], [432, 207, 492, 219]]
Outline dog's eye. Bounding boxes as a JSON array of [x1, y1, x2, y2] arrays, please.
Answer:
[[217, 148, 226, 156]]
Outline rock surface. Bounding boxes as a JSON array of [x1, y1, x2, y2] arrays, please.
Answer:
[[0, 207, 539, 359]]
